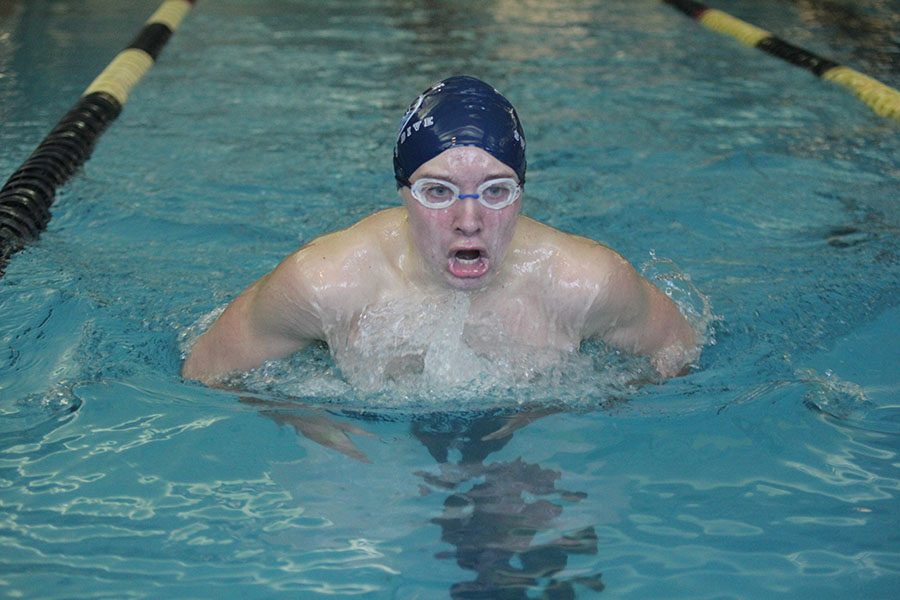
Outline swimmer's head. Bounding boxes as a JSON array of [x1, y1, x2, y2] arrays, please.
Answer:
[[393, 76, 526, 187]]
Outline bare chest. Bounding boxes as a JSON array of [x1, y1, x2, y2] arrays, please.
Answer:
[[325, 291, 582, 390]]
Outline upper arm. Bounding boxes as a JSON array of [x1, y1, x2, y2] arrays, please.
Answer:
[[181, 210, 398, 384], [181, 245, 329, 383], [580, 244, 697, 377]]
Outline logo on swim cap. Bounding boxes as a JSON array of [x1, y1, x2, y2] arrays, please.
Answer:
[[393, 76, 526, 186]]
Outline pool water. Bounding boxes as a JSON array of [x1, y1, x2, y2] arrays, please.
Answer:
[[1, 0, 899, 598]]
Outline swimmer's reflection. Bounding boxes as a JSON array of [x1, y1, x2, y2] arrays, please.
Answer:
[[411, 410, 604, 598], [239, 395, 374, 463], [240, 397, 604, 597]]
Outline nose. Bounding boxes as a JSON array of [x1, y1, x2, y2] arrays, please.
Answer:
[[452, 197, 483, 235]]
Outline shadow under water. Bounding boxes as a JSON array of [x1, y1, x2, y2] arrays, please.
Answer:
[[251, 394, 607, 598], [411, 410, 605, 598]]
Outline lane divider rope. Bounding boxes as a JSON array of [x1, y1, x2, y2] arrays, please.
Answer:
[[0, 0, 195, 276], [663, 0, 900, 122]]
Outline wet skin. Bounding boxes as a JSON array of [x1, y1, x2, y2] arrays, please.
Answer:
[[182, 147, 698, 383], [401, 147, 521, 291]]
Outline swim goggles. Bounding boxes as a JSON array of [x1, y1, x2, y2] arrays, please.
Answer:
[[408, 178, 521, 210]]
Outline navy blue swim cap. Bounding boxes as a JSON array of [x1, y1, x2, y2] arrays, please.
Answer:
[[393, 76, 526, 187]]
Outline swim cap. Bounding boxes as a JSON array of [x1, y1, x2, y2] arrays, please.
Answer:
[[393, 76, 526, 186]]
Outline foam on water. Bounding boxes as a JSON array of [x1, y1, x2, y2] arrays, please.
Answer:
[[178, 253, 715, 411]]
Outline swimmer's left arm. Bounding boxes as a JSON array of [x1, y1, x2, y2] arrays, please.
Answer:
[[581, 245, 698, 378]]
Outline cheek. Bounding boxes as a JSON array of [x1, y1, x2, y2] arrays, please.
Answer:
[[488, 208, 519, 246], [406, 204, 449, 251]]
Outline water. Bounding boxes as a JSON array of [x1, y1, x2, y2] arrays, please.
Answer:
[[1, 0, 899, 598]]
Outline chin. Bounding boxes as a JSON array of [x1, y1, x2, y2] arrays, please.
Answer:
[[445, 272, 492, 291]]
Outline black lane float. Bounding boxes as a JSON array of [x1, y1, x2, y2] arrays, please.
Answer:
[[0, 0, 195, 276]]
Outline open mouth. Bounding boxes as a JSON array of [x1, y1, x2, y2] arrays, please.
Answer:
[[448, 248, 489, 280], [455, 249, 481, 261]]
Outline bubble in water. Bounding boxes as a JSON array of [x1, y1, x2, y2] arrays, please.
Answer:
[[0, 382, 82, 443], [178, 306, 226, 359], [224, 293, 658, 411], [798, 368, 882, 428], [179, 255, 714, 410], [641, 250, 719, 352]]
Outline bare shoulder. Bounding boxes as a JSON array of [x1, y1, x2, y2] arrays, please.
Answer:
[[512, 216, 631, 284], [275, 207, 405, 303], [512, 218, 697, 376]]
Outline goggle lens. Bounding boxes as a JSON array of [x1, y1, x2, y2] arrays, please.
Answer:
[[410, 178, 521, 210]]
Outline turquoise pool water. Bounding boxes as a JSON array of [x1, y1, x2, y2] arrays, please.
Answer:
[[1, 0, 898, 597]]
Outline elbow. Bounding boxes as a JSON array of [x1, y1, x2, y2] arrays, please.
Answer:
[[650, 325, 701, 379], [180, 337, 223, 385], [180, 353, 207, 383], [651, 349, 693, 379]]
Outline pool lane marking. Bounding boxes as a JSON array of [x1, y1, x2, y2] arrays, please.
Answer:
[[84, 0, 194, 105], [662, 0, 900, 122], [0, 0, 196, 276]]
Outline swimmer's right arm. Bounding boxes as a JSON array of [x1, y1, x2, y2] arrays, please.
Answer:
[[181, 250, 326, 384]]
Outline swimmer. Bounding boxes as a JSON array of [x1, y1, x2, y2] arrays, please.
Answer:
[[182, 75, 699, 385]]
